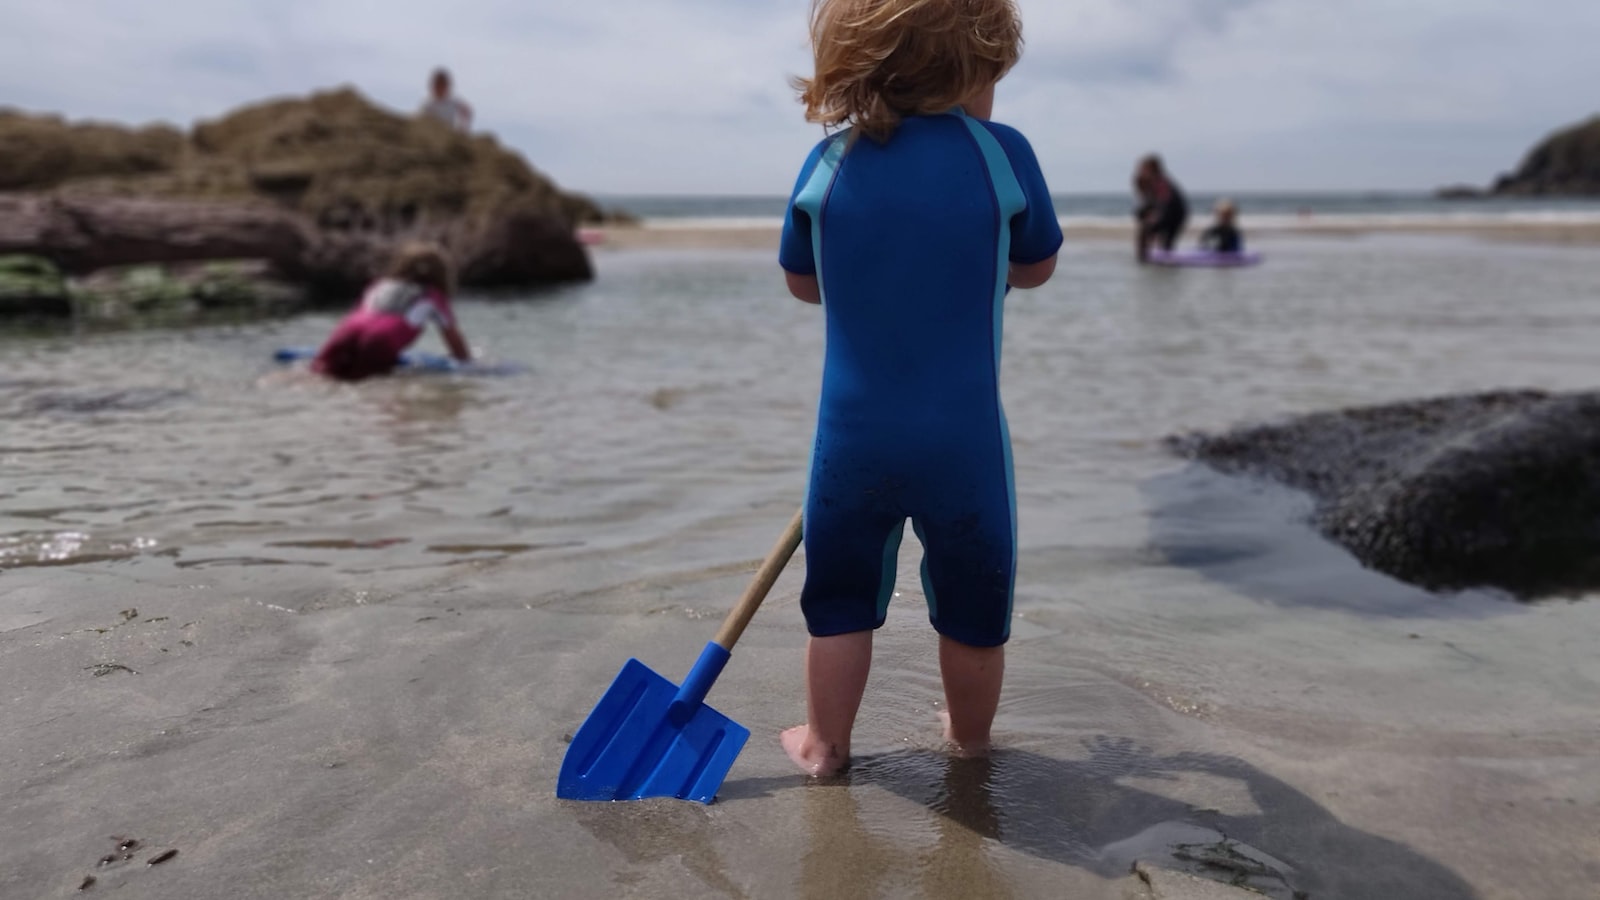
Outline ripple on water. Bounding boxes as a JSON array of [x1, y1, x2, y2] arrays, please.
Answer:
[[0, 531, 159, 569]]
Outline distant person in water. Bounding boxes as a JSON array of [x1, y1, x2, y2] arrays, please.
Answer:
[[1199, 199, 1243, 254], [1134, 154, 1188, 262], [420, 68, 473, 132], [311, 242, 472, 381]]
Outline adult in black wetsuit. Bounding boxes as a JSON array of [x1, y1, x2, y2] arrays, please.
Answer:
[[1133, 154, 1188, 263]]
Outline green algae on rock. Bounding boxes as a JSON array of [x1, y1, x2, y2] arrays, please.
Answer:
[[0, 254, 72, 318]]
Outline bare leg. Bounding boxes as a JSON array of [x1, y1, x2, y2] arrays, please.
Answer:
[[782, 630, 873, 777], [939, 635, 1004, 756]]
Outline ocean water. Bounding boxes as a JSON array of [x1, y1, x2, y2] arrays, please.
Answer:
[[3, 233, 1599, 898], [603, 191, 1600, 231]]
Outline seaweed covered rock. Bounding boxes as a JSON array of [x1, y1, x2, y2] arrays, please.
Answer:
[[73, 260, 308, 321], [0, 88, 613, 316], [1168, 391, 1600, 599], [2, 88, 614, 229], [0, 254, 72, 318], [0, 110, 183, 192]]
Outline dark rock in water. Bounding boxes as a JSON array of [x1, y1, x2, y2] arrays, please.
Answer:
[[0, 254, 72, 317], [0, 194, 311, 276], [457, 206, 594, 287], [0, 88, 623, 229], [1489, 114, 1600, 196], [1168, 390, 1600, 599], [0, 192, 590, 316], [0, 88, 622, 319]]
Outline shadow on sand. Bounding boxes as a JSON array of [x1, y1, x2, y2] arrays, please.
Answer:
[[737, 737, 1480, 900]]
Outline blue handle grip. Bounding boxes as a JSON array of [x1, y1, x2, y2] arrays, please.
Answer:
[[667, 642, 731, 726]]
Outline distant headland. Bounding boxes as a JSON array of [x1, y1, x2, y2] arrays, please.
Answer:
[[1439, 113, 1600, 198]]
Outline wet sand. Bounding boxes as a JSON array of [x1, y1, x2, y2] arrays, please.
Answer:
[[6, 541, 1596, 899]]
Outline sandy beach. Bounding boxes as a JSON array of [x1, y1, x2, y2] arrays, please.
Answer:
[[5, 233, 1600, 899], [7, 0, 1600, 891]]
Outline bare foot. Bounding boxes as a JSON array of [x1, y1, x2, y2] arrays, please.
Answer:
[[780, 725, 850, 777], [938, 710, 993, 758]]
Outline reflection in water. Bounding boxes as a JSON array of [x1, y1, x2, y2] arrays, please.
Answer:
[[1143, 463, 1516, 619], [800, 786, 897, 900], [916, 757, 1014, 900], [795, 759, 1014, 900], [573, 800, 746, 898]]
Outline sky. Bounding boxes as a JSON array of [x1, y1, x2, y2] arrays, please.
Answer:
[[1, 0, 1597, 197]]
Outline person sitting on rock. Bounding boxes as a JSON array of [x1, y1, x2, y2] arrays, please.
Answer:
[[311, 242, 472, 381], [1198, 199, 1244, 255], [420, 68, 473, 132]]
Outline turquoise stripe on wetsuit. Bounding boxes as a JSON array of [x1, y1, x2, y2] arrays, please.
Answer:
[[779, 110, 1062, 647]]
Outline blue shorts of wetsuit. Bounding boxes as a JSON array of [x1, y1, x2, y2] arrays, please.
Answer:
[[779, 111, 1063, 648]]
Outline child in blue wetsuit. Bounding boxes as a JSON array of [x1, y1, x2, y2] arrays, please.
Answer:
[[1199, 199, 1244, 255], [778, 0, 1062, 776]]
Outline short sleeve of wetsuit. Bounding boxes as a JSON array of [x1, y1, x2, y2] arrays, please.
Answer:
[[405, 289, 456, 330], [985, 124, 1064, 265], [427, 290, 457, 329], [779, 139, 832, 276]]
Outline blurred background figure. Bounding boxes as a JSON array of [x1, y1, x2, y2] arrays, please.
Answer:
[[1133, 154, 1188, 262], [420, 67, 473, 132], [1199, 198, 1244, 254]]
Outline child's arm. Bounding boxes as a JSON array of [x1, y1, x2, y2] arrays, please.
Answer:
[[785, 272, 821, 305], [989, 124, 1063, 291], [440, 323, 472, 362], [1008, 256, 1057, 290], [779, 138, 836, 307]]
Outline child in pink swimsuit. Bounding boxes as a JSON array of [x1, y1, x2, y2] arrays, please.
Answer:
[[311, 242, 472, 381]]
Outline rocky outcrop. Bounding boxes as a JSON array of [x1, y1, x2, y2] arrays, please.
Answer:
[[0, 88, 616, 316], [0, 111, 183, 192], [2, 88, 618, 230], [1168, 390, 1600, 599], [1489, 115, 1600, 196], [456, 208, 593, 287], [0, 194, 311, 275]]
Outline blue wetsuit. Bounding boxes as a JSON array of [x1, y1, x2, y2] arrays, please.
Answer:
[[779, 111, 1062, 647]]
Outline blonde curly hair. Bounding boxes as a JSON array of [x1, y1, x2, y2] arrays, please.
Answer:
[[794, 0, 1023, 143]]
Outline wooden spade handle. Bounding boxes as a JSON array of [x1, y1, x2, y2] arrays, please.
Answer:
[[713, 508, 804, 650]]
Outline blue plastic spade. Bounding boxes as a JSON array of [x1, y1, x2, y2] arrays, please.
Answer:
[[558, 510, 804, 804]]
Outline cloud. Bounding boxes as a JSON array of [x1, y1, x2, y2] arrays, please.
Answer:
[[0, 0, 1597, 194], [1020, 0, 1265, 85]]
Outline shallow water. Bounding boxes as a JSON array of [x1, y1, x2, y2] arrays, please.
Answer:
[[4, 234, 1599, 898]]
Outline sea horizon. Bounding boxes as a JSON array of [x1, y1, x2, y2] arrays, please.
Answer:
[[596, 190, 1600, 228]]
